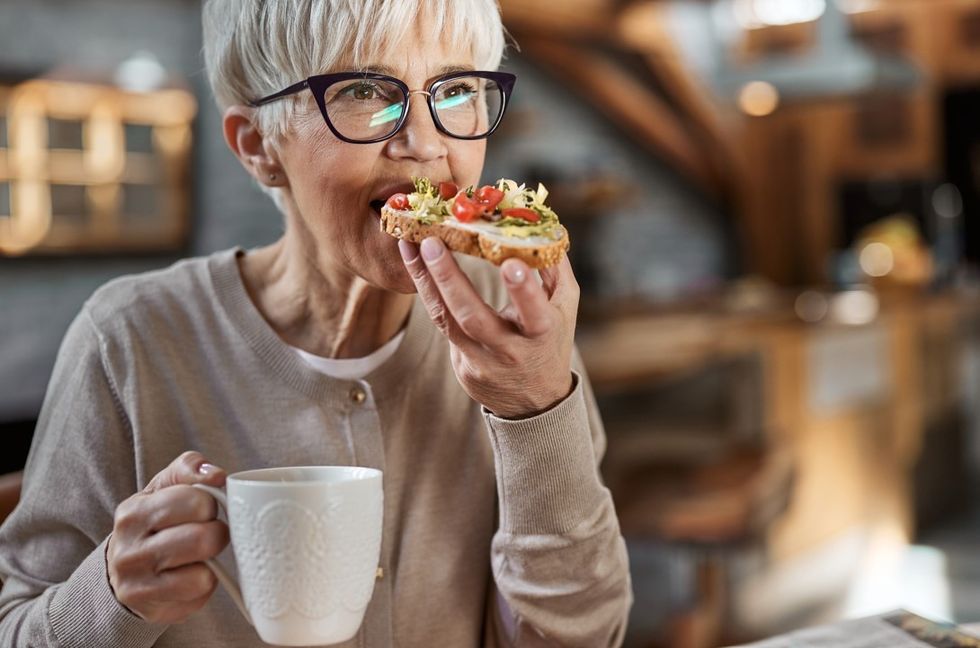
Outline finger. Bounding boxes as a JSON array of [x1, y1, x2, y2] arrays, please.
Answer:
[[537, 254, 566, 295], [114, 485, 219, 540], [142, 485, 221, 532], [139, 589, 218, 626], [114, 561, 218, 623], [500, 259, 554, 338], [147, 519, 230, 572], [144, 451, 226, 494], [418, 238, 508, 343], [399, 240, 478, 350], [152, 561, 219, 603], [539, 255, 579, 307]]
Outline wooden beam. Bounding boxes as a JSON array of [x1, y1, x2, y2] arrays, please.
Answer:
[[616, 0, 677, 54], [519, 37, 724, 196], [618, 2, 747, 178], [617, 1, 761, 269], [498, 0, 615, 39]]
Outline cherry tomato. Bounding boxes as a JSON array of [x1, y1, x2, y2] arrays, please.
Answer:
[[438, 182, 458, 200], [501, 207, 540, 223], [475, 185, 505, 212], [452, 193, 480, 222], [386, 193, 410, 211]]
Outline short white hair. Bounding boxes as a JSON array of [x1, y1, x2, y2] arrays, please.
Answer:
[[203, 0, 507, 209], [203, 0, 507, 139]]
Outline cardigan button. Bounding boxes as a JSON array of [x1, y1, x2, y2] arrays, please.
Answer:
[[349, 386, 367, 404]]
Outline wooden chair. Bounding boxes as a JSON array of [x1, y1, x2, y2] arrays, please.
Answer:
[[611, 441, 794, 648], [0, 471, 23, 524]]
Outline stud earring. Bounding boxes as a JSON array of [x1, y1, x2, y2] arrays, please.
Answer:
[[269, 173, 278, 182]]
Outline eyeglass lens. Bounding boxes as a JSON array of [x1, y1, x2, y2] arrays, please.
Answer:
[[321, 76, 504, 141]]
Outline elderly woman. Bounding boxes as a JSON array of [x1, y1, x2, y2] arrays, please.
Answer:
[[0, 0, 631, 646]]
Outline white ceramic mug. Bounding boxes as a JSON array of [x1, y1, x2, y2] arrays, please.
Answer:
[[193, 466, 383, 646]]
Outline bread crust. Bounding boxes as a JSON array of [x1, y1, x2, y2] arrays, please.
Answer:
[[380, 206, 569, 269]]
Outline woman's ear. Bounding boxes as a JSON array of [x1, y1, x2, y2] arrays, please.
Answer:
[[222, 105, 285, 187]]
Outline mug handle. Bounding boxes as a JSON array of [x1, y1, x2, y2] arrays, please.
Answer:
[[192, 484, 253, 626]]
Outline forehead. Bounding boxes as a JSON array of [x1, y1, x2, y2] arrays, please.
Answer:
[[333, 19, 477, 80]]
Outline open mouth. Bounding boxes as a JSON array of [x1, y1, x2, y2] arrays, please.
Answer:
[[368, 181, 417, 219]]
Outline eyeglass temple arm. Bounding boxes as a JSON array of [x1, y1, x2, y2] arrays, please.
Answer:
[[247, 80, 310, 107]]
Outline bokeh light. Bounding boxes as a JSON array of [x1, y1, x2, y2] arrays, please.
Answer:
[[738, 81, 781, 117], [858, 242, 895, 277], [795, 290, 830, 323]]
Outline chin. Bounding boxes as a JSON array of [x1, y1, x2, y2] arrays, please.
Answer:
[[354, 211, 418, 293], [357, 250, 417, 295]]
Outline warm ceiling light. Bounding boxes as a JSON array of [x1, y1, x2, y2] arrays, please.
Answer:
[[836, 0, 882, 15], [734, 0, 827, 28], [115, 51, 167, 93], [738, 81, 780, 116]]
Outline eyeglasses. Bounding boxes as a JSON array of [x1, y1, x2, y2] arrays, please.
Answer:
[[248, 71, 516, 144]]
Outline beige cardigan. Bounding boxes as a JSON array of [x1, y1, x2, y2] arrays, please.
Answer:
[[0, 248, 631, 647]]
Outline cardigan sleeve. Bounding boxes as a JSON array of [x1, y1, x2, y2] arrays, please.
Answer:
[[0, 310, 168, 647], [482, 347, 632, 647]]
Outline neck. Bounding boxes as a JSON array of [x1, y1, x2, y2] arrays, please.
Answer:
[[238, 234, 414, 359]]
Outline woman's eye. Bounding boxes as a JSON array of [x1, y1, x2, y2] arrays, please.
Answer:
[[343, 82, 382, 101], [443, 83, 475, 98]]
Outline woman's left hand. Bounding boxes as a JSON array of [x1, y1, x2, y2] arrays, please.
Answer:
[[400, 237, 578, 419]]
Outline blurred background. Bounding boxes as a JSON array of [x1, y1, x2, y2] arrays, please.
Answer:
[[2, 0, 980, 646]]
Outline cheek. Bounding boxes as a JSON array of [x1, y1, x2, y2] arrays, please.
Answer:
[[450, 141, 486, 185], [291, 145, 374, 227], [287, 147, 405, 284]]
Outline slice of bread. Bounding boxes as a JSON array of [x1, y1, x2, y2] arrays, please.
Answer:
[[381, 206, 570, 269]]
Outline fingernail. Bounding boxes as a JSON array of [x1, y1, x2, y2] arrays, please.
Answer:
[[420, 238, 443, 262], [398, 240, 417, 263], [504, 263, 526, 284], [198, 463, 216, 476]]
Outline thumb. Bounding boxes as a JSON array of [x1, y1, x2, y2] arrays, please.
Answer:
[[143, 451, 227, 494]]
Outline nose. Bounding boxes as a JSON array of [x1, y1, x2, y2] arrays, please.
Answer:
[[385, 93, 448, 162]]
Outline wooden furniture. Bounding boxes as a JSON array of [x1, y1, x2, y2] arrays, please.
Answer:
[[0, 77, 196, 256], [738, 88, 940, 284], [0, 471, 22, 524], [613, 442, 794, 648], [501, 0, 980, 286], [579, 290, 980, 643], [736, 0, 980, 284], [580, 309, 797, 647], [613, 444, 794, 546]]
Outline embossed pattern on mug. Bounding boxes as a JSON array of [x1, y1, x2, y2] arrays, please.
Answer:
[[229, 492, 383, 620], [330, 490, 384, 613]]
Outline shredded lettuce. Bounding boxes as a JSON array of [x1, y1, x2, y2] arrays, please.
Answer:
[[408, 176, 448, 221], [493, 178, 558, 225], [405, 176, 560, 229], [412, 176, 435, 196]]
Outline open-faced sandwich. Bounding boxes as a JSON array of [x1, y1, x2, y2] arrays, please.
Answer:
[[381, 177, 569, 269]]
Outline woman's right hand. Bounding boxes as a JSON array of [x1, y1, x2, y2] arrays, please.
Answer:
[[107, 451, 230, 624]]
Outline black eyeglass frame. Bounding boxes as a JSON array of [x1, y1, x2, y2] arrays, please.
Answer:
[[248, 71, 516, 144]]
